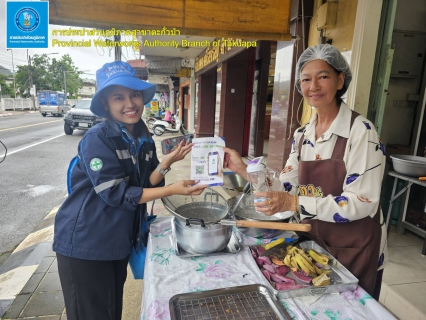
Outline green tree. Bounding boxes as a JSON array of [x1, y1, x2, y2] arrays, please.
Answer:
[[0, 74, 14, 96], [14, 54, 83, 98], [49, 54, 83, 98]]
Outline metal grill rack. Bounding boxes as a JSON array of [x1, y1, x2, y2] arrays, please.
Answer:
[[170, 285, 290, 320]]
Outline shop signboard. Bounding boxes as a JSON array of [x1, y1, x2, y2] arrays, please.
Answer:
[[151, 100, 159, 116], [195, 38, 257, 76]]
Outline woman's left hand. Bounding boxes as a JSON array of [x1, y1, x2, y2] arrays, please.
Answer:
[[162, 140, 193, 167], [254, 191, 293, 216]]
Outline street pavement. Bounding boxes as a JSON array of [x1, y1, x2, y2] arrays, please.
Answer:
[[0, 120, 191, 319], [0, 111, 83, 268]]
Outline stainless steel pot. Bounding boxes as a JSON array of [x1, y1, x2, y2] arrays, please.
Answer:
[[227, 194, 292, 239], [173, 217, 232, 254], [162, 188, 233, 254]]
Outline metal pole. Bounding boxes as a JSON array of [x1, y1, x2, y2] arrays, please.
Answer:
[[27, 54, 36, 110], [7, 49, 17, 98], [114, 34, 121, 61], [63, 71, 67, 103]]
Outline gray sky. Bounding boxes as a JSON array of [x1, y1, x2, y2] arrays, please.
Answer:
[[0, 0, 141, 80]]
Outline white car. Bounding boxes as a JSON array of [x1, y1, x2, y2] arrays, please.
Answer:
[[40, 103, 71, 117], [63, 99, 105, 135]]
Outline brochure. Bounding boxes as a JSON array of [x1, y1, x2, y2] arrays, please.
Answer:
[[190, 137, 225, 186]]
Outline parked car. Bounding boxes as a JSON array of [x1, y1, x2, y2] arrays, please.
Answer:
[[63, 99, 105, 135], [38, 90, 70, 117]]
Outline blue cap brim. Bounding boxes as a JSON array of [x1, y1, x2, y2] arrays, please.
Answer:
[[90, 76, 156, 118]]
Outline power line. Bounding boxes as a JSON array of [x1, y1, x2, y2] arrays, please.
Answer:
[[0, 59, 28, 66], [0, 49, 28, 57], [0, 54, 28, 63]]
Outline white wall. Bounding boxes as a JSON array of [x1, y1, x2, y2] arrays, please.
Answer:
[[346, 0, 384, 116]]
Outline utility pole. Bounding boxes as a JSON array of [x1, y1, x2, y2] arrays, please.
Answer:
[[7, 49, 16, 98], [27, 52, 36, 110], [64, 70, 87, 103], [63, 70, 67, 103], [114, 34, 121, 61]]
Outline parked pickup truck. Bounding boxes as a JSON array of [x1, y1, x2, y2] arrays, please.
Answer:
[[38, 90, 70, 117], [63, 98, 105, 135]]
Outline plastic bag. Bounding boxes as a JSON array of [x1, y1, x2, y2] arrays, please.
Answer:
[[129, 245, 147, 279]]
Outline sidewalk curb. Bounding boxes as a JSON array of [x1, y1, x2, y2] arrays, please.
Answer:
[[0, 206, 59, 318], [0, 111, 38, 117]]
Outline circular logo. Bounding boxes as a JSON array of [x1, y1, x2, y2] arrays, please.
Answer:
[[90, 158, 103, 171], [15, 8, 40, 32]]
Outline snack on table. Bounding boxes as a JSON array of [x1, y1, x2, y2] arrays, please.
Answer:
[[250, 244, 332, 289]]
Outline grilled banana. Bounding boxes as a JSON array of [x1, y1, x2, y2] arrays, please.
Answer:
[[287, 246, 297, 255], [313, 264, 323, 275], [284, 255, 292, 268], [290, 256, 299, 269], [308, 249, 329, 265], [312, 273, 330, 286], [294, 253, 316, 277]]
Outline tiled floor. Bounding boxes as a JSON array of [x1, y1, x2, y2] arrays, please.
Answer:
[[380, 227, 426, 320]]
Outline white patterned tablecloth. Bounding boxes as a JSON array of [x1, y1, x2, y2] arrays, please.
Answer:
[[140, 217, 396, 320]]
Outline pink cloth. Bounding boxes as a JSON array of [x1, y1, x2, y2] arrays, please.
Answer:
[[164, 111, 172, 122]]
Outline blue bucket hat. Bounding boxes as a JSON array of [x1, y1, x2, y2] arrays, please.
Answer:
[[90, 61, 156, 118]]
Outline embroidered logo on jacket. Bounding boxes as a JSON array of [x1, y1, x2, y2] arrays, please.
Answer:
[[298, 184, 323, 198], [90, 158, 103, 171]]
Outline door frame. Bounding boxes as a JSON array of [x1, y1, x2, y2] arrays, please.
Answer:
[[365, 0, 398, 133], [345, 0, 385, 119]]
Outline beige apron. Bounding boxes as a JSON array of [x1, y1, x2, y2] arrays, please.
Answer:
[[298, 111, 381, 296]]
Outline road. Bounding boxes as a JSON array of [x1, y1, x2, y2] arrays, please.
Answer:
[[0, 112, 85, 266]]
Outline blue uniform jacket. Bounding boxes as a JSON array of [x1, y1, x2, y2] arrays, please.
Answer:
[[53, 118, 164, 260]]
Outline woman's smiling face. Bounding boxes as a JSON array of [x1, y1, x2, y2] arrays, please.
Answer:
[[299, 59, 345, 109], [102, 85, 144, 131]]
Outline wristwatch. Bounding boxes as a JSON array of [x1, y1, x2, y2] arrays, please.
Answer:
[[157, 164, 171, 175]]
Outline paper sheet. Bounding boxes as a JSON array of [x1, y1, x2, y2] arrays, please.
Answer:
[[190, 137, 225, 186]]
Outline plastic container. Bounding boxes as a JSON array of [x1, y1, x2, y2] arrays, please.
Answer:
[[247, 157, 270, 212]]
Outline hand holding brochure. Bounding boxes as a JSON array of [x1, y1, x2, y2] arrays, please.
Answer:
[[191, 137, 225, 186]]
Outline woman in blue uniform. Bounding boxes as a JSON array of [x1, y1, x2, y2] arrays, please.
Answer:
[[53, 61, 206, 320]]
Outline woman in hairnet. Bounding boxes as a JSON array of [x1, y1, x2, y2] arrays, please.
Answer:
[[224, 44, 387, 299]]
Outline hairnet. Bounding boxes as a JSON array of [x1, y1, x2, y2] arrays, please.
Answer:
[[295, 44, 352, 98]]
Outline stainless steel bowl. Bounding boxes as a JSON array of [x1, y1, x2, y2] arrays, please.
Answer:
[[390, 155, 426, 177], [223, 172, 249, 192], [228, 194, 291, 239], [173, 217, 232, 254]]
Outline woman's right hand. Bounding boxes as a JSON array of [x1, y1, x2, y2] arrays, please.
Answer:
[[170, 180, 208, 196], [223, 147, 248, 179]]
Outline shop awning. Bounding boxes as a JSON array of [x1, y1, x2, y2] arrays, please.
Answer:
[[49, 0, 293, 41]]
